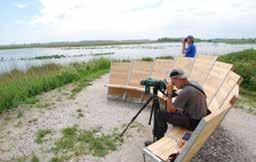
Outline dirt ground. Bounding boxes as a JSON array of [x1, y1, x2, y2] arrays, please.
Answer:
[[0, 74, 255, 162]]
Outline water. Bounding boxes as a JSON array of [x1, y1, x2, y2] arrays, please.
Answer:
[[0, 42, 255, 74]]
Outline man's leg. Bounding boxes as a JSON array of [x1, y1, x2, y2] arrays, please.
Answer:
[[154, 110, 191, 140]]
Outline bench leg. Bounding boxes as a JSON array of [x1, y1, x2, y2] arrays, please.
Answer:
[[143, 152, 146, 162], [123, 90, 127, 101]]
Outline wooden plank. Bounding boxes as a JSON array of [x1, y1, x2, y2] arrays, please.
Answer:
[[173, 57, 194, 77], [203, 61, 233, 105], [128, 61, 153, 87], [108, 62, 131, 97], [109, 62, 130, 85], [146, 136, 179, 161], [176, 107, 231, 162], [167, 127, 193, 140], [126, 61, 153, 99], [108, 88, 126, 96], [151, 59, 175, 80], [209, 71, 241, 111], [189, 55, 217, 85]]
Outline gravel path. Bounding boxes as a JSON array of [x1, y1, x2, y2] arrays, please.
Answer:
[[0, 74, 255, 162]]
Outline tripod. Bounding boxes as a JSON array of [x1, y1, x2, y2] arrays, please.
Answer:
[[120, 86, 161, 142]]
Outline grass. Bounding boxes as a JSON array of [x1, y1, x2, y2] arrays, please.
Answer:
[[15, 153, 40, 162], [35, 128, 52, 144], [51, 125, 123, 161], [50, 156, 69, 162], [23, 97, 40, 105], [141, 56, 174, 62], [121, 121, 145, 134], [17, 110, 23, 118], [217, 49, 256, 91], [155, 56, 174, 60], [217, 49, 256, 112], [141, 57, 153, 61], [76, 109, 82, 112], [31, 153, 40, 162], [0, 58, 111, 113], [236, 88, 256, 115]]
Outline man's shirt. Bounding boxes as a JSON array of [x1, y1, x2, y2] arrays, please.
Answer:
[[173, 81, 208, 120], [185, 44, 196, 57]]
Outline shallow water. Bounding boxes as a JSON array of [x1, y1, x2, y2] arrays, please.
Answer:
[[0, 42, 255, 74]]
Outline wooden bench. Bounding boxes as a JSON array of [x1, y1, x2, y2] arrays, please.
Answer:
[[143, 71, 242, 162], [189, 55, 217, 85], [107, 61, 131, 98], [106, 56, 242, 161]]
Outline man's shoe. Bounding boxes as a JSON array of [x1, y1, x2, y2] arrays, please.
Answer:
[[144, 140, 153, 147]]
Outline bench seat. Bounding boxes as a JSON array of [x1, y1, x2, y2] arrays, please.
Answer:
[[144, 127, 193, 162]]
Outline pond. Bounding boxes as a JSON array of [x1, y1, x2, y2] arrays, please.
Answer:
[[0, 42, 255, 74]]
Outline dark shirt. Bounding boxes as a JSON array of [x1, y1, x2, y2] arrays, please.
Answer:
[[173, 81, 208, 119]]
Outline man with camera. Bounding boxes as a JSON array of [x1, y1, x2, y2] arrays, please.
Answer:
[[152, 69, 208, 140], [182, 35, 196, 57]]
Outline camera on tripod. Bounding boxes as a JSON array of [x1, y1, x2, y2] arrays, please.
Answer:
[[120, 78, 178, 138], [140, 78, 177, 97], [140, 78, 166, 94]]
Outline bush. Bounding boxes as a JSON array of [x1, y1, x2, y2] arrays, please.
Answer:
[[141, 57, 153, 61], [217, 49, 256, 91], [155, 56, 174, 60]]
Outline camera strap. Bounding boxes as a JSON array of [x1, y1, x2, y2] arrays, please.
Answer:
[[186, 84, 211, 115], [186, 84, 207, 98]]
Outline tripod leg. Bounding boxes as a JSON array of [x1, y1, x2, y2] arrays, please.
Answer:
[[120, 95, 153, 137], [152, 97, 160, 142], [148, 100, 154, 125]]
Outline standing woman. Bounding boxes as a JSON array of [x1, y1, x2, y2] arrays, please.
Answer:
[[181, 35, 196, 57]]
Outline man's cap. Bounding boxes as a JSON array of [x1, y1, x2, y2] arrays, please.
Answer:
[[169, 69, 187, 78], [186, 35, 194, 40]]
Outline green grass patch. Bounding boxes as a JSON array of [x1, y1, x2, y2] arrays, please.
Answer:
[[23, 97, 40, 105], [35, 129, 52, 144], [121, 121, 145, 134], [17, 110, 23, 118], [31, 153, 40, 162], [35, 102, 51, 108], [0, 58, 111, 113], [141, 57, 153, 61], [217, 49, 256, 112], [52, 125, 123, 160], [49, 156, 70, 162], [70, 68, 108, 97], [217, 49, 256, 91], [15, 153, 40, 162], [236, 88, 256, 115], [155, 56, 174, 60]]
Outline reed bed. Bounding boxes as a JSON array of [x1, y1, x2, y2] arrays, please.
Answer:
[[0, 58, 110, 113]]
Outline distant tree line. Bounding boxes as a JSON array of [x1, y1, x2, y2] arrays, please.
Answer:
[[157, 37, 256, 44], [1, 38, 256, 50]]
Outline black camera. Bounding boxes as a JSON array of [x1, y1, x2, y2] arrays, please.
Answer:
[[140, 78, 166, 94], [140, 78, 177, 97]]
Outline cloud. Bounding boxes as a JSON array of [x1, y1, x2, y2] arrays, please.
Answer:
[[26, 0, 256, 41], [15, 3, 29, 8]]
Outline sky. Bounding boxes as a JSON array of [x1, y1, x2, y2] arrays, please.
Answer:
[[1, 0, 256, 45]]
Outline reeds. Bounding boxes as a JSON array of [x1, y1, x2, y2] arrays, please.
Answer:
[[0, 58, 110, 113]]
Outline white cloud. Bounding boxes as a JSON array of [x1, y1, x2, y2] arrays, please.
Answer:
[[28, 0, 256, 41], [15, 3, 29, 8]]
